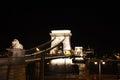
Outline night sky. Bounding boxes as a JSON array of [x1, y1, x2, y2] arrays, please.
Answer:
[[0, 8, 120, 54]]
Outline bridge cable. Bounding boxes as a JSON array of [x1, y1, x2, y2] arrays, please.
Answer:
[[25, 38, 56, 52], [25, 37, 65, 57]]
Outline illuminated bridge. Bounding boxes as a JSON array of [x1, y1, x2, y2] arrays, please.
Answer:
[[0, 30, 78, 80], [0, 30, 120, 80]]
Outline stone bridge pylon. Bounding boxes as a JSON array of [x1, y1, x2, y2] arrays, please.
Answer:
[[50, 30, 72, 56]]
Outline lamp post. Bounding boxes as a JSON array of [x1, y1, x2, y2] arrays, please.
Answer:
[[94, 60, 105, 80]]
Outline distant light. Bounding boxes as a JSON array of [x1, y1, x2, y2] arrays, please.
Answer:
[[47, 63, 49, 64], [36, 48, 40, 52], [102, 61, 105, 64], [94, 61, 106, 65], [94, 62, 98, 64]]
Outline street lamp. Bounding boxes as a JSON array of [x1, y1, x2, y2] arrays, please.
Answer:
[[94, 60, 105, 80]]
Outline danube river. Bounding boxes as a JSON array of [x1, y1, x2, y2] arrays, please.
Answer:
[[0, 57, 120, 80]]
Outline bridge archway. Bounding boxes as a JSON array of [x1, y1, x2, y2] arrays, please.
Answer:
[[50, 30, 72, 56]]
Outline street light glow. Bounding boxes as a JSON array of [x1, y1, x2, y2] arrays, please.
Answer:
[[94, 61, 98, 64], [102, 61, 105, 64], [94, 60, 106, 80]]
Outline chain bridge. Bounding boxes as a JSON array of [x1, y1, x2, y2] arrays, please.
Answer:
[[1, 30, 120, 80], [0, 30, 75, 80]]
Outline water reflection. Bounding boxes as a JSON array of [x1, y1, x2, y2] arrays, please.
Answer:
[[45, 58, 79, 76], [25, 58, 120, 80]]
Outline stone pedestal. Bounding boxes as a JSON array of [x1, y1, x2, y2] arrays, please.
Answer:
[[6, 48, 26, 80]]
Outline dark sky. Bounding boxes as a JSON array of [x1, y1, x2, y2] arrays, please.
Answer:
[[0, 8, 120, 54]]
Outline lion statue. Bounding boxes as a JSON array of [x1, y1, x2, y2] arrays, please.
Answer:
[[12, 39, 23, 49]]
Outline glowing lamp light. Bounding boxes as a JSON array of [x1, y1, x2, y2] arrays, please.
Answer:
[[94, 62, 98, 64], [102, 61, 105, 64], [36, 48, 40, 52]]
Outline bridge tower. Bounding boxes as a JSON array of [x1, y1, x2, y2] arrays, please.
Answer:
[[74, 46, 84, 57], [50, 30, 72, 56]]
